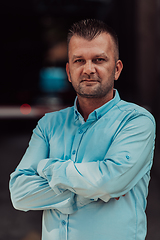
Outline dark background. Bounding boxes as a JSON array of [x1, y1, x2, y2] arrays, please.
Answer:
[[1, 0, 137, 106], [0, 0, 160, 239]]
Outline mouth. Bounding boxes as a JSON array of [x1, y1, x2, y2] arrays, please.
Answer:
[[81, 79, 100, 83]]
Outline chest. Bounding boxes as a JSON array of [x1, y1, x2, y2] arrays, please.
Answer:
[[48, 116, 122, 163]]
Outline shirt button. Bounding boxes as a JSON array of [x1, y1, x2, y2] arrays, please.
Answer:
[[98, 115, 102, 119], [79, 129, 83, 134], [126, 155, 130, 159], [72, 150, 76, 155], [61, 220, 66, 225]]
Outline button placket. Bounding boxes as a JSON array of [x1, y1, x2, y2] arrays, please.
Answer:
[[78, 129, 83, 134], [72, 150, 76, 155], [71, 123, 91, 162], [61, 220, 66, 226], [59, 214, 68, 240], [71, 127, 84, 162]]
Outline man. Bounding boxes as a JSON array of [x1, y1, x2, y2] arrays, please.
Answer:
[[9, 19, 156, 240]]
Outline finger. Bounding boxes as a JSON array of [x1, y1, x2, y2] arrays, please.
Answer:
[[115, 197, 120, 200]]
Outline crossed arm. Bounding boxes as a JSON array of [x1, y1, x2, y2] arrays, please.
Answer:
[[9, 115, 155, 214]]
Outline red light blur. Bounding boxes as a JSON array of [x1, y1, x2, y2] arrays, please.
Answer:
[[20, 104, 32, 115]]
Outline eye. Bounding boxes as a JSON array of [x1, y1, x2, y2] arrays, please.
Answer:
[[74, 59, 84, 63], [94, 58, 105, 63]]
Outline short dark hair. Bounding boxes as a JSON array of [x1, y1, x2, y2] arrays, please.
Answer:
[[67, 19, 119, 60]]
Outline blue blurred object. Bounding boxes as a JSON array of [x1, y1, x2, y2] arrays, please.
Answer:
[[39, 67, 68, 93]]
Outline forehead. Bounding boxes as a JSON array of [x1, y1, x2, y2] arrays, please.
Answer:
[[68, 33, 115, 58]]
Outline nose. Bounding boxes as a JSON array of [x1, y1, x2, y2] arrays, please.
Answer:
[[83, 61, 96, 75]]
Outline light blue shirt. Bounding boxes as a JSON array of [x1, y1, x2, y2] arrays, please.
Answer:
[[9, 90, 156, 240]]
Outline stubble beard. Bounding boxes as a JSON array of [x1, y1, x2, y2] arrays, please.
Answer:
[[69, 71, 115, 99]]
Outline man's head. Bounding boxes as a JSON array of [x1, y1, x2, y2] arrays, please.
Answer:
[[67, 19, 119, 61], [66, 19, 123, 103]]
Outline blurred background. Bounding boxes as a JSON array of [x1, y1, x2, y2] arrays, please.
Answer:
[[0, 0, 160, 239]]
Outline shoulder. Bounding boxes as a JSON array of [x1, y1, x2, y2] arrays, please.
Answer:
[[40, 106, 74, 123], [109, 100, 156, 147], [116, 100, 155, 126], [35, 106, 74, 136]]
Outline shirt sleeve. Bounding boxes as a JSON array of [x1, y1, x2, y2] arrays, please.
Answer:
[[39, 114, 155, 202], [9, 119, 82, 214]]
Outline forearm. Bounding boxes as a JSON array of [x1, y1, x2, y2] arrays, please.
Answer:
[[9, 168, 77, 214], [9, 120, 93, 214], [40, 157, 150, 203], [9, 120, 79, 214]]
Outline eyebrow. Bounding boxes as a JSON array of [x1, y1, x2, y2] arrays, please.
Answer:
[[71, 53, 108, 61], [94, 53, 108, 59], [71, 55, 83, 61]]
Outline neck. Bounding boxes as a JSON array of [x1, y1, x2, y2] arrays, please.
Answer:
[[77, 93, 113, 121]]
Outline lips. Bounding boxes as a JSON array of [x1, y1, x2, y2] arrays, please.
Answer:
[[80, 79, 100, 83], [79, 75, 101, 84]]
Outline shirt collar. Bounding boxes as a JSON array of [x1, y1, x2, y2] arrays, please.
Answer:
[[74, 89, 121, 122]]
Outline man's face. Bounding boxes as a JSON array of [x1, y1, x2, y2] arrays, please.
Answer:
[[66, 33, 123, 100]]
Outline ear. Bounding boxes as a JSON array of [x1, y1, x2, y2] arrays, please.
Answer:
[[66, 63, 71, 83], [114, 60, 123, 81]]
